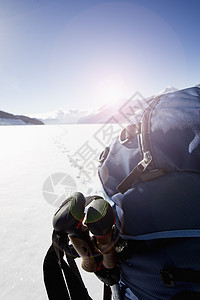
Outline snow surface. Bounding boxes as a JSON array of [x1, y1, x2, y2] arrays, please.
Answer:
[[0, 124, 115, 300]]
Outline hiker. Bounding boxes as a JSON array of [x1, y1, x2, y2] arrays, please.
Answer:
[[44, 85, 200, 300], [43, 193, 121, 300]]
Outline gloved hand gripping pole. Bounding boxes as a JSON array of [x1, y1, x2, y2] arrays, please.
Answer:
[[53, 192, 121, 300], [53, 192, 98, 272]]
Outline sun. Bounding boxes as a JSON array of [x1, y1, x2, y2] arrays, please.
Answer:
[[97, 74, 129, 106]]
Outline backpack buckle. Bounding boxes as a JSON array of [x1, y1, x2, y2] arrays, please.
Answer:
[[160, 269, 175, 287], [136, 151, 152, 172]]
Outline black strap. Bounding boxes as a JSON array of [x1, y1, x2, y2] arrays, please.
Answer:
[[52, 231, 91, 300], [103, 284, 112, 300], [43, 245, 70, 300], [171, 291, 200, 300], [52, 231, 84, 285], [117, 163, 146, 194], [161, 267, 200, 287]]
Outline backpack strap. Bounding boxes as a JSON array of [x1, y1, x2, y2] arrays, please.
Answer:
[[160, 267, 200, 287], [171, 291, 200, 300]]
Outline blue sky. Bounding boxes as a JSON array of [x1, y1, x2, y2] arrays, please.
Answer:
[[0, 0, 200, 115]]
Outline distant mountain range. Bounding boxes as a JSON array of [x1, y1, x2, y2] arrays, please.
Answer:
[[31, 86, 178, 125], [3, 85, 199, 126], [0, 110, 44, 126], [30, 108, 96, 125], [79, 86, 180, 124]]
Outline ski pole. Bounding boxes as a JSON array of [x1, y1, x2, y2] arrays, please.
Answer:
[[111, 284, 121, 300]]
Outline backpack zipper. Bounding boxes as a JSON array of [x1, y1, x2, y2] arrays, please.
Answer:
[[117, 95, 162, 194], [137, 95, 161, 171]]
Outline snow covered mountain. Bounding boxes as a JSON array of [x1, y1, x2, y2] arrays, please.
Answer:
[[78, 86, 178, 124], [157, 86, 178, 95], [0, 110, 44, 125], [30, 108, 98, 125], [78, 96, 148, 124], [32, 86, 178, 125], [30, 93, 150, 125], [31, 98, 148, 125], [3, 85, 198, 125]]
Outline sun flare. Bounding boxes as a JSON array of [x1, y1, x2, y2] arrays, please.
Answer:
[[97, 74, 128, 106]]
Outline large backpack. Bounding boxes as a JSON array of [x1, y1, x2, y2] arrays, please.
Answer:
[[98, 86, 200, 300]]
